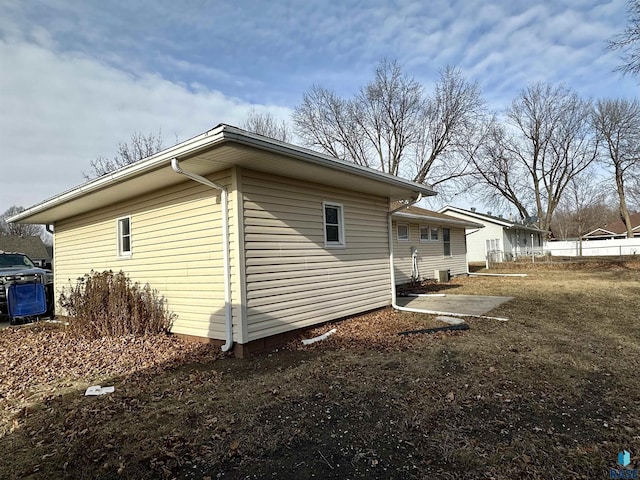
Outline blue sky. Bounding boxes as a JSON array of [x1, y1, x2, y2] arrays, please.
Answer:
[[0, 0, 637, 214]]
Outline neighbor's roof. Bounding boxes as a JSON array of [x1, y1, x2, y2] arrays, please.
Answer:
[[392, 204, 484, 229], [10, 124, 437, 224], [0, 236, 51, 260], [438, 206, 548, 233], [583, 212, 640, 238]]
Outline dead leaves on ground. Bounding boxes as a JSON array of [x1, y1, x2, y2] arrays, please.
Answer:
[[284, 308, 468, 353], [0, 324, 223, 403]]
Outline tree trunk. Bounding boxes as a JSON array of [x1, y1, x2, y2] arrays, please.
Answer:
[[615, 168, 634, 238]]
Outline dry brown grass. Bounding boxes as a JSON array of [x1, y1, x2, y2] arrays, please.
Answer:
[[1, 260, 639, 479]]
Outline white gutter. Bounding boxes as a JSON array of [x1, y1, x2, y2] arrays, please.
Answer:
[[222, 126, 438, 197], [392, 212, 484, 229], [11, 124, 436, 225], [171, 158, 233, 353], [9, 127, 228, 224]]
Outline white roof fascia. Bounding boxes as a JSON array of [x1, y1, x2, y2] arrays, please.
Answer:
[[439, 205, 549, 233], [10, 125, 436, 224], [9, 126, 228, 224], [583, 228, 617, 237], [392, 212, 484, 229], [220, 125, 437, 196], [438, 206, 512, 227]]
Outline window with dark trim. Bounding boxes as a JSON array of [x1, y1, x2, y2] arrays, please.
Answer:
[[419, 225, 429, 242], [323, 202, 345, 247], [443, 227, 451, 256], [397, 224, 409, 241], [118, 216, 132, 256]]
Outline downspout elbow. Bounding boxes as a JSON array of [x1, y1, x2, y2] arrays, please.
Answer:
[[171, 158, 233, 353]]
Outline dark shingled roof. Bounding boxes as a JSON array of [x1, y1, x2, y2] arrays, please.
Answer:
[[584, 212, 640, 237], [0, 236, 51, 261]]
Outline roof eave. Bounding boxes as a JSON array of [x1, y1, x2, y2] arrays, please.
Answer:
[[10, 125, 437, 224], [9, 126, 228, 224], [393, 212, 484, 229]]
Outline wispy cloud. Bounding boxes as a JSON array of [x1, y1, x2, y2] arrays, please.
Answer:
[[0, 0, 636, 214], [0, 35, 291, 210]]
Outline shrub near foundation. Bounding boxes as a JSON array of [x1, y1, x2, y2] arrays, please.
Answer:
[[59, 270, 175, 338]]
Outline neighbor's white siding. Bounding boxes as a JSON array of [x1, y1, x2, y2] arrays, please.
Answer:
[[439, 211, 505, 263], [53, 170, 240, 341], [240, 169, 391, 341], [392, 221, 468, 284]]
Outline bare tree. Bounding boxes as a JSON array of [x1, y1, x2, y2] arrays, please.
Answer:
[[84, 130, 164, 179], [413, 66, 487, 187], [608, 0, 640, 76], [550, 171, 616, 240], [293, 60, 487, 190], [294, 84, 371, 167], [0, 206, 44, 237], [242, 109, 291, 142], [591, 98, 640, 238], [627, 174, 640, 209], [351, 59, 424, 175], [471, 83, 599, 232]]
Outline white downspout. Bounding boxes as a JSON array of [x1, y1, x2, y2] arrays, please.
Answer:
[[389, 194, 421, 307], [388, 195, 508, 322], [171, 158, 233, 352]]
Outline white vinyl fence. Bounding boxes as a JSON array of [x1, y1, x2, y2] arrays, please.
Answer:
[[545, 238, 640, 257]]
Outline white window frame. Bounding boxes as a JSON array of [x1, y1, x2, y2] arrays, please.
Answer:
[[323, 202, 345, 248], [420, 225, 440, 242], [117, 216, 132, 257], [397, 223, 409, 242]]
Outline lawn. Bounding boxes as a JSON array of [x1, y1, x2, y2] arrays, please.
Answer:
[[1, 261, 639, 479]]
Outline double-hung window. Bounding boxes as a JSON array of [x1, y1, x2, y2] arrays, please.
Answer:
[[397, 224, 409, 241], [419, 225, 430, 242], [420, 225, 440, 242], [117, 216, 132, 257], [443, 228, 451, 256], [323, 202, 345, 247]]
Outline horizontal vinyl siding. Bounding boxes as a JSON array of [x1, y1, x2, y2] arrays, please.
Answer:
[[241, 169, 391, 341], [53, 170, 238, 340], [392, 221, 468, 284]]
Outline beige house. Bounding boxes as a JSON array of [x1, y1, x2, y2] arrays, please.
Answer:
[[391, 206, 483, 284], [11, 124, 457, 356]]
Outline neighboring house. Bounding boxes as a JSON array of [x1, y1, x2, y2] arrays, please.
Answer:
[[0, 236, 52, 268], [582, 212, 640, 240], [391, 205, 483, 284], [438, 206, 547, 263], [10, 124, 440, 356]]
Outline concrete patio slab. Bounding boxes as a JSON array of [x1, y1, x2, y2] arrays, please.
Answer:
[[396, 294, 513, 316]]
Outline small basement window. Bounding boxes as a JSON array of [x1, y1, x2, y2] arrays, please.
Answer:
[[323, 202, 345, 247], [117, 216, 132, 257], [397, 224, 409, 241]]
